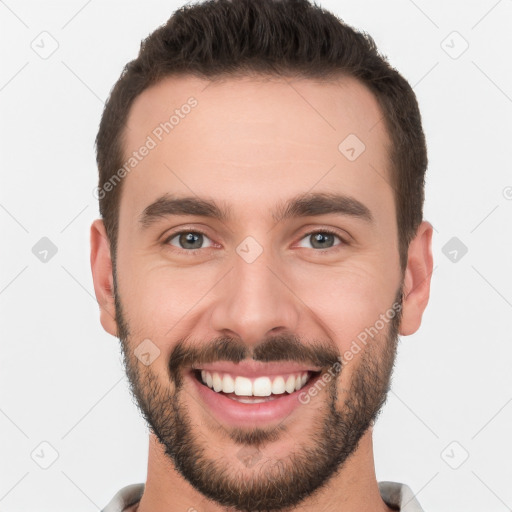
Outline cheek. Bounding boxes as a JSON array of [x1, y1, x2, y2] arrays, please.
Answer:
[[116, 258, 216, 343], [288, 264, 397, 349]]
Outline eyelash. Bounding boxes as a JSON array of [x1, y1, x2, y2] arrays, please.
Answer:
[[162, 228, 347, 255]]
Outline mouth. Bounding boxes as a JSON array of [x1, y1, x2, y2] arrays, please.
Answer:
[[189, 365, 324, 426], [192, 369, 318, 402]]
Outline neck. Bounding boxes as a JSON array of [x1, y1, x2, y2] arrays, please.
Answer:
[[136, 427, 393, 512]]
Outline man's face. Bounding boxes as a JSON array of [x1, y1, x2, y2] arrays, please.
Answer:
[[111, 75, 404, 510]]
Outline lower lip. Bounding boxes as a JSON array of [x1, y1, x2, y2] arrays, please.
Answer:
[[189, 371, 319, 427]]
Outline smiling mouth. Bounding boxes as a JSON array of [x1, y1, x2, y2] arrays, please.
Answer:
[[192, 369, 322, 403]]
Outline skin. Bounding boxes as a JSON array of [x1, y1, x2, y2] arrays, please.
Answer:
[[90, 74, 433, 512]]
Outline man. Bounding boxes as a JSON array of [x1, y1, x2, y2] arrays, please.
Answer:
[[90, 0, 433, 510]]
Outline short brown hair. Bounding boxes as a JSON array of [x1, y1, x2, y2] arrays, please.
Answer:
[[95, 0, 427, 270]]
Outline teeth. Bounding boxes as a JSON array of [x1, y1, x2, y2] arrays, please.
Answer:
[[199, 370, 311, 396], [234, 376, 253, 396], [231, 396, 278, 404], [253, 377, 272, 397], [212, 372, 223, 392], [285, 375, 296, 394], [222, 374, 235, 393], [271, 376, 286, 395]]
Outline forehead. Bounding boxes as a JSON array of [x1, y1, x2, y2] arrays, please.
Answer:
[[120, 74, 394, 226]]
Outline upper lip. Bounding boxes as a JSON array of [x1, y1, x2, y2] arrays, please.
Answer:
[[191, 360, 322, 378]]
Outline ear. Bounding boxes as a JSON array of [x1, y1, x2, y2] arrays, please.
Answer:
[[90, 219, 118, 337], [399, 221, 434, 336]]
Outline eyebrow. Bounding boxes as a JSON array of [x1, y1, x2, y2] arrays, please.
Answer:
[[139, 192, 373, 229]]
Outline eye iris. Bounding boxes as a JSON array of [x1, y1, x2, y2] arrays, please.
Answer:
[[180, 232, 203, 249], [311, 232, 334, 249]]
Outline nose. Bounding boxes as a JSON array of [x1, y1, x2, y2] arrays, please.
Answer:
[[209, 247, 301, 347]]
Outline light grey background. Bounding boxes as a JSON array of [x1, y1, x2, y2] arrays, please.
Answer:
[[1, 1, 511, 511]]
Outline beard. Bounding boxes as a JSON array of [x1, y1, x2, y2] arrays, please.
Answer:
[[113, 270, 403, 512]]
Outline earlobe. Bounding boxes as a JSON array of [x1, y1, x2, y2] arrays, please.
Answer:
[[90, 219, 118, 337], [399, 221, 434, 336]]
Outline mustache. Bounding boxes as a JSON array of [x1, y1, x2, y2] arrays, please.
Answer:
[[168, 334, 341, 385]]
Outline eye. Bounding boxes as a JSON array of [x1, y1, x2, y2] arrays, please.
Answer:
[[297, 230, 344, 250], [162, 229, 346, 254], [164, 230, 214, 251]]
